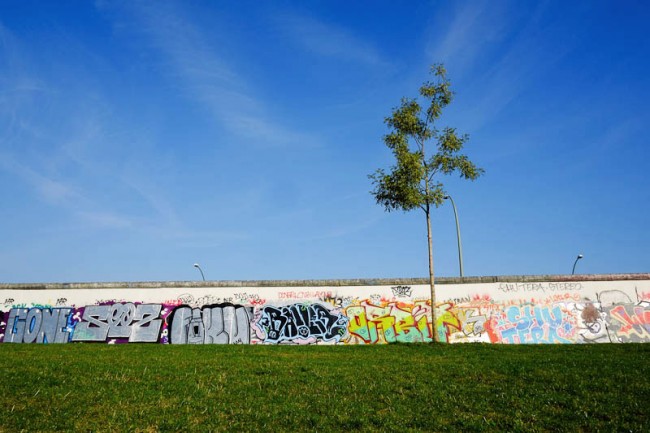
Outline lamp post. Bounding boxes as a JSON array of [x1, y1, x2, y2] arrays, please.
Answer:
[[571, 254, 583, 275], [443, 195, 464, 277], [193, 263, 206, 281]]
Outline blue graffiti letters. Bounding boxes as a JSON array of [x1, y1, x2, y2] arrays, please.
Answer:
[[5, 308, 74, 343]]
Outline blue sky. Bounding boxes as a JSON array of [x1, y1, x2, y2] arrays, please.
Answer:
[[1, 1, 648, 283]]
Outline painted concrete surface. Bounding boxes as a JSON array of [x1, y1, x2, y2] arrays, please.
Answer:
[[1, 274, 648, 344]]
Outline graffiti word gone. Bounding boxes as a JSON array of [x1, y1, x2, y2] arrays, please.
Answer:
[[5, 308, 74, 343]]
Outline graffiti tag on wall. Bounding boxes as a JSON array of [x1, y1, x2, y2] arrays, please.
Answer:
[[345, 301, 432, 344], [71, 303, 163, 343], [606, 304, 650, 342], [1, 283, 649, 345], [4, 308, 76, 343], [254, 303, 348, 344], [168, 304, 252, 344], [489, 305, 575, 344]]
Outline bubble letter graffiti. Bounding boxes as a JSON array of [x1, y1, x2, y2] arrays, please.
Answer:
[[255, 303, 348, 344], [169, 304, 253, 344], [4, 308, 74, 343]]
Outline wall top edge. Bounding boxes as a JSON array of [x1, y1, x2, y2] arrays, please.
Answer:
[[0, 273, 648, 290]]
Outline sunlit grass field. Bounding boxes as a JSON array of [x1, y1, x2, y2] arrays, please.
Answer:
[[1, 344, 648, 432]]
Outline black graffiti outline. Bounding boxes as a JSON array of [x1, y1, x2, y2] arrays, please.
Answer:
[[257, 303, 348, 344]]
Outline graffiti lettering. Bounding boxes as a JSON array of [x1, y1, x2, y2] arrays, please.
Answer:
[[498, 282, 582, 294], [321, 296, 354, 309], [491, 305, 573, 344], [169, 304, 252, 344], [462, 309, 488, 337], [391, 286, 412, 298], [278, 291, 333, 300], [196, 295, 222, 307], [71, 303, 162, 342], [436, 303, 461, 342], [234, 293, 266, 306], [177, 293, 195, 305], [4, 308, 74, 343], [1, 280, 649, 346], [255, 303, 347, 344], [346, 301, 432, 344], [607, 304, 650, 342]]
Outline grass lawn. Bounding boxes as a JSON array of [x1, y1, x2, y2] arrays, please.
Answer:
[[1, 343, 648, 432]]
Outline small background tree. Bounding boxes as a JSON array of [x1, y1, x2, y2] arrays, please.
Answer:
[[369, 64, 484, 342]]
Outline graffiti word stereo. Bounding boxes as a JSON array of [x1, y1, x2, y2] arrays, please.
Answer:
[[498, 282, 582, 293]]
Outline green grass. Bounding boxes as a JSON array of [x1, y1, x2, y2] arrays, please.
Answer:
[[1, 344, 648, 432]]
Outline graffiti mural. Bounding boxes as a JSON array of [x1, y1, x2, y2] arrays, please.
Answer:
[[489, 305, 575, 344], [445, 307, 490, 343], [254, 303, 348, 344], [577, 302, 609, 343], [4, 308, 76, 343], [71, 303, 163, 343], [605, 303, 650, 343], [391, 286, 412, 298], [168, 304, 253, 344], [345, 301, 433, 344], [1, 277, 649, 345]]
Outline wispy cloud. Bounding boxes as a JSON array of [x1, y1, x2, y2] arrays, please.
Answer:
[[117, 167, 182, 230], [425, 2, 513, 77], [0, 22, 170, 234], [0, 154, 80, 204], [274, 12, 388, 67], [115, 2, 317, 148], [425, 2, 572, 132], [75, 210, 134, 229], [162, 228, 252, 249]]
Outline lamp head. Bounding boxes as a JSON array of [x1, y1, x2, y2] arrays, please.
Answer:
[[443, 195, 450, 200], [193, 263, 200, 268], [577, 254, 583, 259]]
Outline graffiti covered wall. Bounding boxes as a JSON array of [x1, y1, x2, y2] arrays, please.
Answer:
[[1, 275, 648, 344]]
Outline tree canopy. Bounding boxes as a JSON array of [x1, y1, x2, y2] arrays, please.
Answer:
[[369, 64, 484, 342], [369, 64, 483, 214]]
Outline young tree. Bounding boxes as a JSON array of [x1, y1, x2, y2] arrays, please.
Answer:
[[369, 64, 483, 342]]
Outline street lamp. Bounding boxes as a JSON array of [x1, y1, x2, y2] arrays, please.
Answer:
[[571, 254, 583, 275], [193, 263, 206, 281], [443, 195, 464, 277]]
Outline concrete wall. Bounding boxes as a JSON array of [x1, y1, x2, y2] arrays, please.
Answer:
[[1, 274, 648, 344]]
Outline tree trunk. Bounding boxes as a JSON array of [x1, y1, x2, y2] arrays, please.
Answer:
[[426, 208, 438, 342]]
